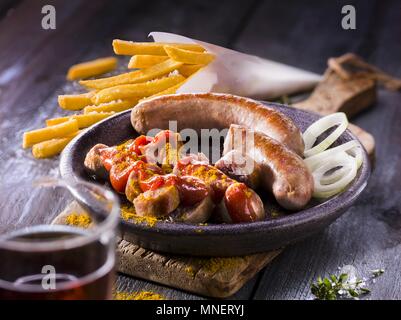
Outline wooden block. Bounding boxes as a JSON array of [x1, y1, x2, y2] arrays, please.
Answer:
[[293, 65, 376, 158], [293, 72, 376, 117], [52, 201, 281, 298], [348, 123, 375, 161]]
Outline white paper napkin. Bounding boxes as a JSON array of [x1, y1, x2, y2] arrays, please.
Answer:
[[150, 32, 322, 100]]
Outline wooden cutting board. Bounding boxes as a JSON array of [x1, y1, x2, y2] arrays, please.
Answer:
[[52, 201, 281, 298]]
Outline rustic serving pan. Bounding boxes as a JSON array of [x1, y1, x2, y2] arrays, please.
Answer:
[[60, 102, 370, 256]]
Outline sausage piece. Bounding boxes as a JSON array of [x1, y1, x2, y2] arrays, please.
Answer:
[[224, 125, 313, 210], [84, 143, 109, 180], [125, 170, 142, 203], [174, 161, 266, 222], [131, 93, 304, 156], [172, 195, 214, 224], [133, 185, 180, 218], [215, 150, 262, 189], [224, 183, 265, 223]]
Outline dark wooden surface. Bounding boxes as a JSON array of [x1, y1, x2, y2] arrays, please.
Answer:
[[0, 0, 400, 299]]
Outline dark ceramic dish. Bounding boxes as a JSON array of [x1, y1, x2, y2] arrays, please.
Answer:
[[60, 102, 370, 256]]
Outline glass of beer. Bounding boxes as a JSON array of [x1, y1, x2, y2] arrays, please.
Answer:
[[0, 178, 120, 300]]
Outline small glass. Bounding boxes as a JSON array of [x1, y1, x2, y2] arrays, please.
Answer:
[[0, 178, 119, 300]]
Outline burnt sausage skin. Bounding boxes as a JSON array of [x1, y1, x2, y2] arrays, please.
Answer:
[[131, 93, 305, 156], [224, 125, 314, 210]]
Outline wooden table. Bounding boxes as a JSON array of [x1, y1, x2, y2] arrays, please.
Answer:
[[0, 0, 400, 300]]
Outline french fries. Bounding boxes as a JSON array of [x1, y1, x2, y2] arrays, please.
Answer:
[[23, 119, 78, 148], [141, 81, 185, 102], [164, 46, 215, 65], [83, 100, 138, 114], [32, 131, 81, 159], [177, 64, 204, 77], [93, 74, 185, 104], [128, 55, 168, 69], [113, 40, 205, 56], [46, 112, 114, 128], [80, 59, 183, 90], [58, 91, 97, 110], [67, 57, 117, 80], [25, 39, 215, 159]]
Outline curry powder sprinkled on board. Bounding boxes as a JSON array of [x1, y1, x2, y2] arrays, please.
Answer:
[[185, 257, 244, 278], [114, 290, 165, 300], [201, 257, 243, 274], [65, 212, 92, 228], [185, 266, 196, 278], [120, 204, 158, 227]]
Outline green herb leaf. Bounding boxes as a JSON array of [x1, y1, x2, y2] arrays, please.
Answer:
[[311, 270, 371, 300], [371, 269, 385, 277]]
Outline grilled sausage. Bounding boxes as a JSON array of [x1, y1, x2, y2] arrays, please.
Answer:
[[131, 93, 304, 156], [224, 125, 313, 210]]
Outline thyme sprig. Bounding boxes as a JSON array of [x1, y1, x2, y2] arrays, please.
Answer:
[[311, 273, 370, 300], [311, 266, 384, 300]]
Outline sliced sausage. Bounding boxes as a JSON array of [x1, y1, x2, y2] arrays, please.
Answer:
[[83, 143, 109, 180], [215, 150, 262, 189], [224, 183, 265, 223], [173, 161, 265, 222], [172, 195, 214, 224], [133, 185, 180, 218]]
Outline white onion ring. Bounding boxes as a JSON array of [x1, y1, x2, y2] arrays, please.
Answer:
[[304, 140, 361, 171], [312, 153, 357, 198], [302, 112, 364, 199], [303, 112, 348, 157], [319, 158, 349, 185], [346, 145, 363, 169]]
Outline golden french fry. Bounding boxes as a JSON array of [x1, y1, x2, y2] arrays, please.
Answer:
[[164, 46, 215, 65], [84, 100, 138, 114], [23, 119, 78, 148], [140, 81, 185, 102], [128, 55, 168, 69], [46, 117, 70, 126], [80, 59, 182, 90], [58, 91, 97, 110], [32, 131, 81, 159], [67, 57, 117, 80], [113, 40, 205, 56], [93, 74, 185, 104], [177, 64, 204, 77], [46, 112, 114, 128]]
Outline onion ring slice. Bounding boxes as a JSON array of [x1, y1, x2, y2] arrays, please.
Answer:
[[312, 153, 357, 198], [303, 112, 348, 157]]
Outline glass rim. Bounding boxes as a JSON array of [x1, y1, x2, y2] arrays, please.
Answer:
[[0, 178, 120, 252]]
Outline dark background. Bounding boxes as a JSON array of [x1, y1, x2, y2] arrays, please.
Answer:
[[0, 0, 400, 299]]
